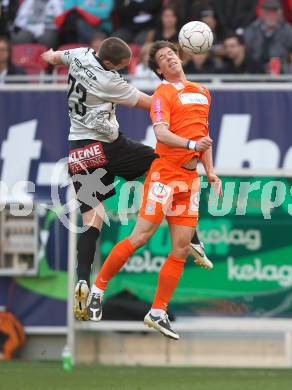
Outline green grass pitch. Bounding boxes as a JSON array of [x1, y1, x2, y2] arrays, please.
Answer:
[[2, 361, 292, 390]]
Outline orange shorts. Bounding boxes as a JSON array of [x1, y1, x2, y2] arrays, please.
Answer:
[[139, 159, 200, 227]]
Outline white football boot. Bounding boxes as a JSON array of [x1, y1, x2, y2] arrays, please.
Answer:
[[189, 242, 213, 270]]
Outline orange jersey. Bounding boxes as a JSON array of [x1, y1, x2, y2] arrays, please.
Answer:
[[150, 80, 211, 165]]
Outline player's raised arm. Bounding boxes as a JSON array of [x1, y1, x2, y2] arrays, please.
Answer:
[[134, 92, 152, 111], [41, 47, 87, 67], [102, 74, 153, 111], [41, 49, 64, 65]]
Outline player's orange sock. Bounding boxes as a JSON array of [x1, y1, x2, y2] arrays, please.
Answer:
[[95, 238, 135, 290], [152, 254, 185, 310]]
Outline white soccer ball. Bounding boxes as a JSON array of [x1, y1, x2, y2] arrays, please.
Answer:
[[178, 21, 213, 55]]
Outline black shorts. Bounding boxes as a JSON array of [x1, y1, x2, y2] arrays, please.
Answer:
[[68, 133, 157, 213]]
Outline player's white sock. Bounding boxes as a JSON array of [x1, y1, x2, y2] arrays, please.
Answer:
[[91, 284, 104, 296], [150, 308, 166, 318]]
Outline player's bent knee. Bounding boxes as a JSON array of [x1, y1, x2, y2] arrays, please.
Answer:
[[129, 232, 151, 248], [172, 244, 190, 259]]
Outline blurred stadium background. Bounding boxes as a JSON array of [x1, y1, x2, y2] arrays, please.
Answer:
[[1, 0, 292, 389]]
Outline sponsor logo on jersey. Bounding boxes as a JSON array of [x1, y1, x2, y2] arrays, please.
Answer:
[[84, 69, 97, 80], [148, 182, 172, 204], [153, 97, 164, 122], [178, 93, 208, 105], [74, 58, 82, 68]]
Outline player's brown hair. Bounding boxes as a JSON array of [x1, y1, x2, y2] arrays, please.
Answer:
[[98, 37, 132, 65], [148, 40, 180, 80]]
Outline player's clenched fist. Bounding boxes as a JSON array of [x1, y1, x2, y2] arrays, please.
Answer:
[[195, 136, 213, 152]]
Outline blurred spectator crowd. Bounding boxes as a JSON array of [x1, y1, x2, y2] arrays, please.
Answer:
[[1, 0, 292, 82]]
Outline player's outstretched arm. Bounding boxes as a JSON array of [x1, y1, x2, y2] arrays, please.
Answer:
[[154, 123, 213, 151], [134, 92, 152, 111], [41, 49, 64, 65]]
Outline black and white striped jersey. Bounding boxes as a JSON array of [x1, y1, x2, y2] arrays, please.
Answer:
[[60, 48, 140, 142]]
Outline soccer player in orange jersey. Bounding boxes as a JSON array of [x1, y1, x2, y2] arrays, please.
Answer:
[[87, 41, 221, 339]]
